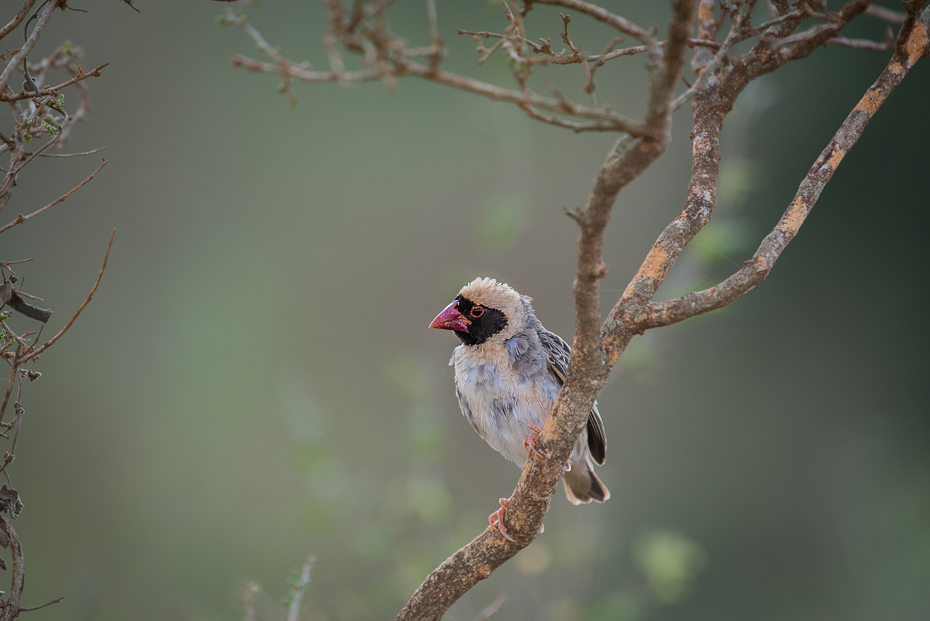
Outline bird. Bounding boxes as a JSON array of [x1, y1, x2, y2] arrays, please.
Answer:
[[429, 277, 609, 541]]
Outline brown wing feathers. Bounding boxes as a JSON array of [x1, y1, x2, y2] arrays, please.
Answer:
[[537, 328, 607, 466]]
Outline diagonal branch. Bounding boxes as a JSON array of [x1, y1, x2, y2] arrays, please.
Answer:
[[0, 159, 107, 235], [601, 0, 894, 364], [0, 0, 55, 93], [21, 229, 115, 363], [0, 0, 38, 42], [634, 2, 929, 330]]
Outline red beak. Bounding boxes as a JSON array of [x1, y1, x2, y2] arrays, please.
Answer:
[[429, 301, 470, 332]]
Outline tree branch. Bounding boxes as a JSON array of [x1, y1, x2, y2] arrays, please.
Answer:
[[634, 2, 929, 329], [0, 0, 55, 93], [0, 159, 107, 235], [0, 0, 38, 42], [0, 513, 24, 621], [525, 0, 652, 42], [0, 62, 108, 103], [224, 7, 645, 134], [21, 229, 115, 363]]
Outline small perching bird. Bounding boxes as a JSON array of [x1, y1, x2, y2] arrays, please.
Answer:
[[429, 277, 609, 541]]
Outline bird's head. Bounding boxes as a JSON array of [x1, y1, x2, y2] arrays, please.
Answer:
[[429, 277, 526, 346]]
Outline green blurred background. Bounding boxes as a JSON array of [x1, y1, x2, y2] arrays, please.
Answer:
[[2, 1, 928, 619]]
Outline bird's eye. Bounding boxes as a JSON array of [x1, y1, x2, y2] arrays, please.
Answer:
[[470, 306, 485, 318]]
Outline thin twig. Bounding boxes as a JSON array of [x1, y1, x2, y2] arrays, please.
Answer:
[[475, 594, 508, 621], [0, 62, 108, 103], [0, 0, 55, 92], [38, 146, 106, 158], [22, 229, 115, 363], [18, 596, 65, 612], [0, 159, 107, 235], [287, 556, 315, 621], [865, 4, 907, 24], [528, 0, 653, 42]]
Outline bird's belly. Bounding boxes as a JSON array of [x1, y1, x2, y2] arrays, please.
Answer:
[[456, 370, 561, 466]]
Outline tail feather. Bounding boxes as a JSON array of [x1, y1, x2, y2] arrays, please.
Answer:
[[563, 460, 610, 505]]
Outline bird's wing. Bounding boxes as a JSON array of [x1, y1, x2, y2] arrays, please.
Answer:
[[455, 385, 480, 433], [537, 328, 607, 465]]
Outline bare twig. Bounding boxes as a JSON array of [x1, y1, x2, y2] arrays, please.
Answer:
[[0, 159, 107, 235], [458, 29, 720, 65], [231, 51, 644, 134], [0, 62, 108, 103], [22, 229, 115, 362], [0, 0, 39, 42], [526, 0, 653, 42], [38, 146, 106, 158], [18, 596, 65, 613], [0, 0, 55, 92], [226, 7, 644, 134], [287, 556, 315, 621], [475, 594, 508, 621], [828, 35, 894, 50], [866, 4, 907, 24]]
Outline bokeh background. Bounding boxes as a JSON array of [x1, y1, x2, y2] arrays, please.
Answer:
[[3, 1, 928, 620]]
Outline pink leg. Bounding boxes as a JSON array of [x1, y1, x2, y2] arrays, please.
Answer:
[[523, 424, 545, 458], [489, 497, 545, 542], [489, 497, 516, 542]]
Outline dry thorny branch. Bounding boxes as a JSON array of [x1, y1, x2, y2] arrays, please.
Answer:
[[0, 0, 125, 618], [221, 0, 929, 619]]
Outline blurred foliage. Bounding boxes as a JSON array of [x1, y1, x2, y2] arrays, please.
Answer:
[[633, 531, 706, 605]]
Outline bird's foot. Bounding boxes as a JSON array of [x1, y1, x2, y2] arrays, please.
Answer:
[[563, 460, 571, 473], [523, 424, 546, 459], [489, 497, 516, 542], [489, 497, 544, 542]]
